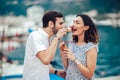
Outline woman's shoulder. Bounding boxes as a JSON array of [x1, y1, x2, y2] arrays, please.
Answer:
[[86, 42, 99, 52]]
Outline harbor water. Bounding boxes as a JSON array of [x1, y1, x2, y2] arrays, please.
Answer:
[[7, 25, 120, 78]]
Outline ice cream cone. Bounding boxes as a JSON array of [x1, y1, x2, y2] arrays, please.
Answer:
[[60, 43, 67, 51]]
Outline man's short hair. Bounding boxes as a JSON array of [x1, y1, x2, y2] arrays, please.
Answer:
[[42, 11, 63, 28]]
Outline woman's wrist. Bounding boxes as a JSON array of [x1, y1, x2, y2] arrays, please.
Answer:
[[73, 58, 80, 65], [74, 59, 80, 65], [73, 57, 77, 62]]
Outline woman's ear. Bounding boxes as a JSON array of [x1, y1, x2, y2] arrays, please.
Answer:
[[48, 21, 54, 28], [85, 26, 89, 30]]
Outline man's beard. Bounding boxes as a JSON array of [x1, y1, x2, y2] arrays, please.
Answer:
[[52, 26, 58, 35]]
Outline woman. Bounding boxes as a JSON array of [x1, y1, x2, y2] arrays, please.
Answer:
[[60, 14, 99, 80]]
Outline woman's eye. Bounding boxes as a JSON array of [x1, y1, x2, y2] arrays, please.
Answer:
[[76, 23, 80, 24]]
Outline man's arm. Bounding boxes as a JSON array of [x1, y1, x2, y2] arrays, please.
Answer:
[[36, 28, 66, 65], [36, 37, 59, 65], [49, 66, 66, 78]]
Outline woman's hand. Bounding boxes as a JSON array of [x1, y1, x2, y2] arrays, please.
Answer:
[[59, 42, 76, 61], [59, 42, 75, 61], [59, 41, 69, 69], [59, 41, 67, 51], [62, 48, 76, 61]]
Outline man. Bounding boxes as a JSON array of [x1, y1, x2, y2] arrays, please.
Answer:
[[23, 11, 66, 80]]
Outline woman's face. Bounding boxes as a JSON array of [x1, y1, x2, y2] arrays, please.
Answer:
[[71, 16, 87, 36]]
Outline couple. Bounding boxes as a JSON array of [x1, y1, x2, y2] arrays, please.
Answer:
[[23, 11, 99, 80]]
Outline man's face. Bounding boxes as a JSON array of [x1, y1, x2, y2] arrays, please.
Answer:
[[52, 17, 64, 34]]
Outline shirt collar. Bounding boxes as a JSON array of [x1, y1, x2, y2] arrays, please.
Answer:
[[38, 28, 49, 39]]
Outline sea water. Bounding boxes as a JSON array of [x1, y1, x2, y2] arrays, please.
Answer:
[[7, 25, 120, 78]]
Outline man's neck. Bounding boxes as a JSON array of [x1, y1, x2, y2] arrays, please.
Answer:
[[43, 27, 53, 38]]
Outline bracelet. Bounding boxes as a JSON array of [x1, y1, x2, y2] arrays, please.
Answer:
[[54, 70, 58, 75], [75, 59, 80, 65], [73, 57, 77, 62], [55, 35, 60, 40]]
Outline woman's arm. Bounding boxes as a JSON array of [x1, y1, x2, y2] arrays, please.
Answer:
[[74, 47, 97, 78], [59, 42, 69, 69], [60, 50, 68, 69]]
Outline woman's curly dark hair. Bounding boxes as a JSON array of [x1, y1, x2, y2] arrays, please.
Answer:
[[73, 14, 99, 44]]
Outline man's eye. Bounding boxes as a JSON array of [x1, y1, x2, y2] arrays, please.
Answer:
[[59, 22, 63, 25]]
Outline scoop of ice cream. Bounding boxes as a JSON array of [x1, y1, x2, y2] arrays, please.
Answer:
[[66, 27, 71, 32]]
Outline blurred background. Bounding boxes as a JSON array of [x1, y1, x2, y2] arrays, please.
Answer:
[[0, 0, 120, 80]]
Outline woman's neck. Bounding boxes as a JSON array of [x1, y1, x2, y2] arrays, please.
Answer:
[[77, 35, 86, 45]]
